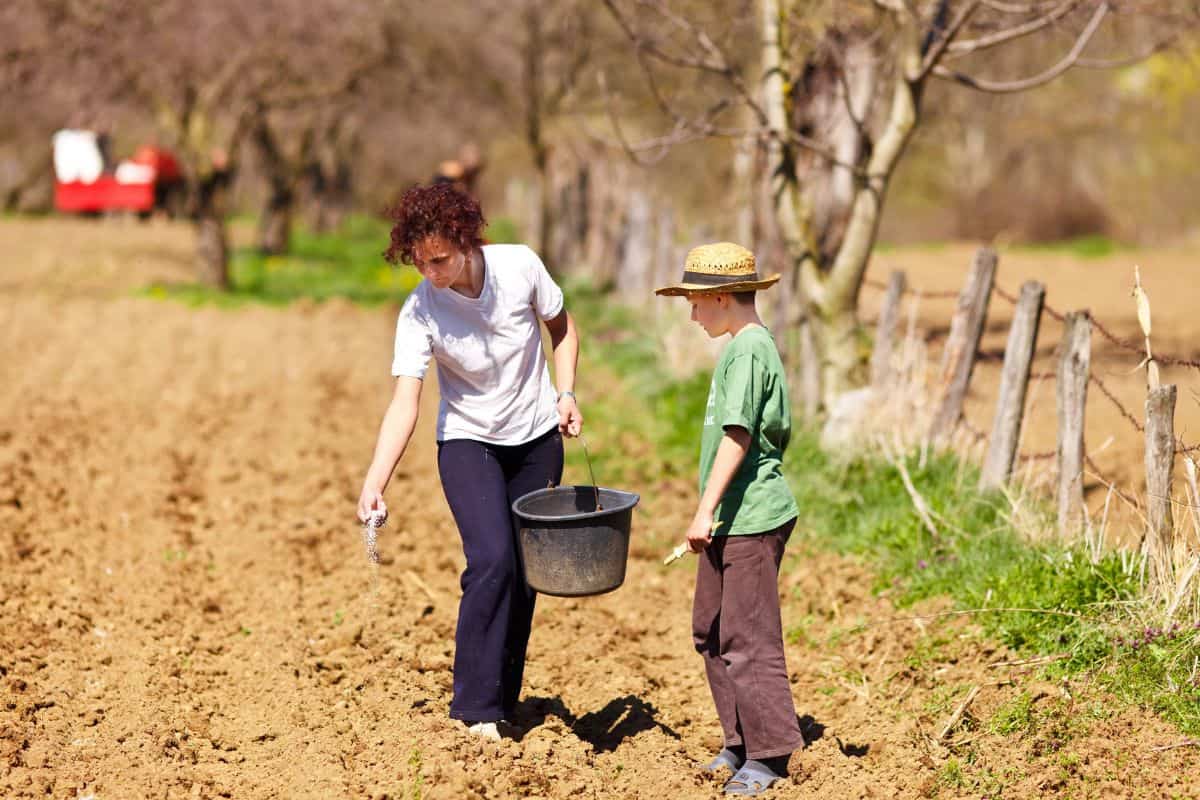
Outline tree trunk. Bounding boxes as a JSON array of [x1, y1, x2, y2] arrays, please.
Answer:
[[813, 307, 863, 401], [524, 2, 555, 268], [793, 32, 877, 265], [195, 213, 230, 289], [194, 165, 232, 289], [259, 189, 293, 256], [324, 159, 352, 232], [767, 12, 922, 411], [252, 112, 296, 255], [762, 0, 826, 406], [535, 155, 554, 268], [305, 117, 357, 234]]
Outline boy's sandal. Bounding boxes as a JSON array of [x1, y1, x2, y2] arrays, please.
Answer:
[[723, 762, 782, 796], [700, 748, 744, 774]]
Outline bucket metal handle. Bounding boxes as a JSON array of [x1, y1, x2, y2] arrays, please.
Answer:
[[578, 435, 602, 511]]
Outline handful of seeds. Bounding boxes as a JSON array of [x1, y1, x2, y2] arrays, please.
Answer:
[[362, 508, 387, 565]]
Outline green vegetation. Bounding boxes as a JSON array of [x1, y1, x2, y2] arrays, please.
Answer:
[[1013, 234, 1125, 259], [786, 433, 1138, 670], [142, 214, 520, 307], [407, 748, 425, 800], [988, 691, 1036, 736], [938, 757, 966, 790]]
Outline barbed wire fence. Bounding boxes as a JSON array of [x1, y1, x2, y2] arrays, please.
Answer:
[[861, 250, 1200, 594]]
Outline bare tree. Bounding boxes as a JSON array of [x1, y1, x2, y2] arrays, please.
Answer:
[[21, 0, 403, 287], [251, 103, 367, 255], [456, 0, 598, 269], [603, 0, 1187, 406]]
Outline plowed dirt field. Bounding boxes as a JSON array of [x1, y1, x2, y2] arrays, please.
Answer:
[[2, 219, 1197, 799]]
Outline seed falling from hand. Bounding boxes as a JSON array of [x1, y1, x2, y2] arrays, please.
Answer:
[[362, 510, 386, 565]]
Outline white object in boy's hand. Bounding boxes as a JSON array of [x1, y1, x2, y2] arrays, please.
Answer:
[[663, 521, 724, 565], [367, 508, 388, 529], [662, 542, 689, 565]]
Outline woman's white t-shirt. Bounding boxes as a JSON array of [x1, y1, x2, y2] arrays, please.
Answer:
[[391, 244, 564, 444]]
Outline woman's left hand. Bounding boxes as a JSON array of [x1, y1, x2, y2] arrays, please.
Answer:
[[557, 395, 583, 438]]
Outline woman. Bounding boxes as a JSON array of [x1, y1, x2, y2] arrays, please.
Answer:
[[356, 182, 582, 740]]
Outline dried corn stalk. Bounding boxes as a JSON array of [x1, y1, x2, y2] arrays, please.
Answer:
[[1133, 266, 1159, 390]]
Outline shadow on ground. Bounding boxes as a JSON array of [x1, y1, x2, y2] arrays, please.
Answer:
[[514, 695, 681, 752]]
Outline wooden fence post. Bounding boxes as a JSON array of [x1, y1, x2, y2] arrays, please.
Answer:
[[1145, 384, 1177, 583], [980, 281, 1046, 489], [930, 247, 998, 439], [1056, 311, 1091, 536], [870, 270, 907, 391]]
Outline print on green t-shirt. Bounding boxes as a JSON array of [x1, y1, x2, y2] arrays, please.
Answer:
[[698, 325, 799, 536]]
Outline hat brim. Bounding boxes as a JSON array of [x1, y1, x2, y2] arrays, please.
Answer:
[[654, 273, 781, 297]]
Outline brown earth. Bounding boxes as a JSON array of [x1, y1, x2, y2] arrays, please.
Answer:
[[2, 219, 1198, 799]]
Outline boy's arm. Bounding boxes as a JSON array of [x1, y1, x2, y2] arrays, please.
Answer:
[[686, 426, 751, 552]]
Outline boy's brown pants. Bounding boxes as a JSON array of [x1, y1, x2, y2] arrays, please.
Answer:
[[692, 518, 804, 760]]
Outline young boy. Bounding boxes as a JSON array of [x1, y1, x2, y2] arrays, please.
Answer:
[[656, 242, 804, 796]]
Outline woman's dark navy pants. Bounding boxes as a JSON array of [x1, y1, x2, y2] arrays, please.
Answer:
[[436, 427, 563, 722]]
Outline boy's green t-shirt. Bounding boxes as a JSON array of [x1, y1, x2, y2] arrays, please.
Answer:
[[699, 325, 799, 536]]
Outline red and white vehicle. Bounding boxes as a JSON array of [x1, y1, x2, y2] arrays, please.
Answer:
[[53, 130, 183, 216]]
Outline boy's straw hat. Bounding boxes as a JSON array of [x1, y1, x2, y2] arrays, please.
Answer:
[[655, 242, 780, 296]]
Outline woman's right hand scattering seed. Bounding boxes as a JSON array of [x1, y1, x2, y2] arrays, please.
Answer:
[[357, 486, 387, 525]]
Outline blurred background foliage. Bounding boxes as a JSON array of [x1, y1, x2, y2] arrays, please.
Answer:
[[2, 1, 1197, 263]]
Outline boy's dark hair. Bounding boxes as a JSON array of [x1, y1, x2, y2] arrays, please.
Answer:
[[732, 291, 757, 307], [385, 183, 486, 265]]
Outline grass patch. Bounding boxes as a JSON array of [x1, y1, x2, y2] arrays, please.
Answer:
[[786, 431, 1136, 667], [989, 692, 1036, 736], [1105, 628, 1200, 733], [1013, 234, 1125, 259], [142, 213, 521, 307]]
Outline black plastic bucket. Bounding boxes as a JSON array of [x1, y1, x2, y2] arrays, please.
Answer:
[[512, 485, 640, 597]]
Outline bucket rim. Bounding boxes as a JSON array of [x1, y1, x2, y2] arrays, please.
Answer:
[[512, 484, 640, 523]]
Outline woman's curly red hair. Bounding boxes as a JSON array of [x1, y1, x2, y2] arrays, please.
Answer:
[[384, 183, 486, 265]]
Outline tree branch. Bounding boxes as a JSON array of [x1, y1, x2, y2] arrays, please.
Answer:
[[591, 69, 742, 166], [946, 0, 1081, 57], [919, 0, 982, 78], [601, 0, 766, 125], [822, 9, 922, 311], [640, 0, 728, 69], [545, 21, 591, 114], [600, 0, 729, 74], [932, 1, 1108, 93], [781, 130, 871, 176], [261, 34, 394, 111], [829, 44, 873, 140], [982, 0, 1066, 13], [1076, 33, 1178, 68]]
